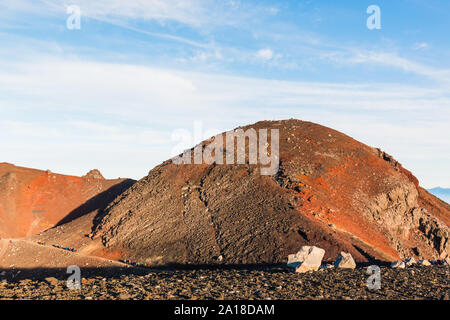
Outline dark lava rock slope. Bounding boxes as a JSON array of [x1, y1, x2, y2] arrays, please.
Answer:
[[92, 119, 449, 266]]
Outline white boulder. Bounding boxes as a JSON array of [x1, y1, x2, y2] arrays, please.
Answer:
[[334, 252, 356, 269], [418, 259, 431, 266], [391, 260, 406, 269], [287, 246, 325, 273], [404, 257, 416, 267]]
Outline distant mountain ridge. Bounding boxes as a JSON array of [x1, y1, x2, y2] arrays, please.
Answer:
[[428, 187, 450, 203]]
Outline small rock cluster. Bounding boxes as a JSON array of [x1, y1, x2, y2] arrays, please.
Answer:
[[391, 257, 450, 268], [287, 246, 356, 273], [287, 246, 449, 273]]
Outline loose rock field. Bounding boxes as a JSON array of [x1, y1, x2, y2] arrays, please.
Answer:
[[0, 266, 448, 300]]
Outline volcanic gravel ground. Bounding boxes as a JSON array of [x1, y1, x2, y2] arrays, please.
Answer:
[[0, 266, 448, 300]]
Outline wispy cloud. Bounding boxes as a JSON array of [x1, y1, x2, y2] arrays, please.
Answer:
[[413, 42, 429, 51], [1, 1, 448, 187], [1, 0, 285, 52], [2, 0, 209, 26], [1, 54, 449, 186], [323, 50, 450, 84], [2, 0, 278, 29]]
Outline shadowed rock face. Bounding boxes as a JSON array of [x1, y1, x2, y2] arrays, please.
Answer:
[[92, 119, 449, 266], [0, 163, 134, 238]]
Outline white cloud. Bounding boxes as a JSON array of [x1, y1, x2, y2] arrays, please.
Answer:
[[0, 0, 284, 50], [1, 55, 449, 186], [1, 0, 208, 26], [324, 50, 450, 84], [1, 0, 275, 29], [254, 48, 285, 66], [1, 1, 448, 187], [189, 50, 224, 63], [256, 48, 274, 61], [413, 42, 429, 50]]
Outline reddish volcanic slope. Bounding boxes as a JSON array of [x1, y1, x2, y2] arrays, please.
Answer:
[[0, 163, 134, 238], [92, 119, 449, 265], [0, 238, 125, 270]]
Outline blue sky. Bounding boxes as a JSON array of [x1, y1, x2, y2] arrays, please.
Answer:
[[0, 0, 449, 188]]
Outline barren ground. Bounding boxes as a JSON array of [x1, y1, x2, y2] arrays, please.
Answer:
[[0, 266, 448, 300]]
